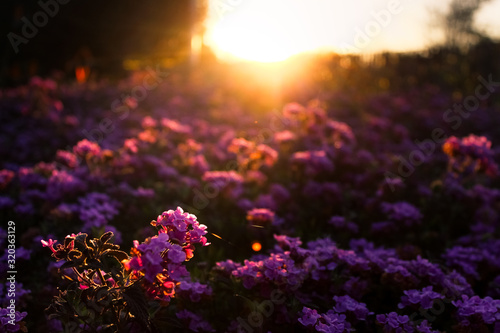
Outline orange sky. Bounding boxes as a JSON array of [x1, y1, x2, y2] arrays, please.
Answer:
[[204, 0, 500, 62]]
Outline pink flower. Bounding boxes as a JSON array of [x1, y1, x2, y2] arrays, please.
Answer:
[[41, 239, 58, 252], [246, 208, 275, 226]]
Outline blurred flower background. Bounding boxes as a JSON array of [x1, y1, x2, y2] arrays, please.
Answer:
[[1, 0, 500, 332]]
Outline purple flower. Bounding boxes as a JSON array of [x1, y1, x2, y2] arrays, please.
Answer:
[[275, 235, 303, 251], [253, 194, 277, 210], [329, 216, 359, 233], [14, 202, 35, 216], [0, 308, 27, 332], [333, 295, 371, 320], [78, 192, 120, 234], [18, 167, 46, 188], [452, 295, 500, 325], [385, 263, 412, 277], [298, 307, 321, 326], [232, 259, 264, 289], [291, 150, 334, 176], [299, 307, 351, 333], [398, 286, 445, 309], [154, 207, 209, 246], [319, 312, 351, 333], [126, 208, 209, 302], [303, 181, 324, 198], [201, 171, 244, 199], [177, 281, 212, 302], [343, 277, 369, 299], [47, 170, 87, 201], [134, 187, 155, 199], [46, 318, 63, 332], [376, 312, 413, 332], [371, 221, 397, 234], [381, 201, 422, 227], [247, 208, 275, 226], [214, 260, 241, 275], [270, 183, 291, 203], [415, 320, 439, 333], [188, 154, 210, 174], [442, 246, 495, 280], [0, 197, 14, 210], [176, 310, 215, 332], [157, 207, 193, 232], [167, 243, 187, 263]]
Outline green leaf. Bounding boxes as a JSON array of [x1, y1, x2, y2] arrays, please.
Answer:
[[103, 249, 129, 262], [89, 239, 98, 248], [102, 243, 120, 251], [75, 233, 88, 244], [64, 237, 75, 248], [100, 231, 114, 244], [87, 258, 103, 270], [68, 250, 83, 261], [123, 284, 152, 331]]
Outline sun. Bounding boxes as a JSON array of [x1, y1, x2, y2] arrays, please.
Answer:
[[208, 19, 297, 62], [204, 0, 357, 63]]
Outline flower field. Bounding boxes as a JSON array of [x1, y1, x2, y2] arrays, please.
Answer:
[[1, 68, 500, 332]]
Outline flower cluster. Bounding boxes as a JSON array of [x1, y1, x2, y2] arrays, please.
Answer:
[[298, 307, 351, 333], [202, 171, 244, 198], [246, 208, 275, 226], [381, 201, 423, 228], [376, 312, 438, 333], [442, 135, 498, 177], [126, 207, 209, 302], [291, 150, 334, 176], [0, 308, 27, 333], [73, 139, 101, 159], [328, 216, 359, 233], [228, 138, 278, 171], [398, 286, 445, 309], [332, 295, 371, 321], [452, 295, 500, 326], [3, 66, 500, 332]]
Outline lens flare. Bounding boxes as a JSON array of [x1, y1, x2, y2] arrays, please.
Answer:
[[252, 242, 262, 252]]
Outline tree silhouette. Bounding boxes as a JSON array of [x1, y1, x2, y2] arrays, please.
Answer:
[[439, 0, 493, 49]]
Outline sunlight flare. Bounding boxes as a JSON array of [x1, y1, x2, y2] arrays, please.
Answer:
[[205, 0, 358, 62]]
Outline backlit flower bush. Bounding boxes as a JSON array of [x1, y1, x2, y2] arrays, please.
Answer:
[[0, 74, 500, 332]]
